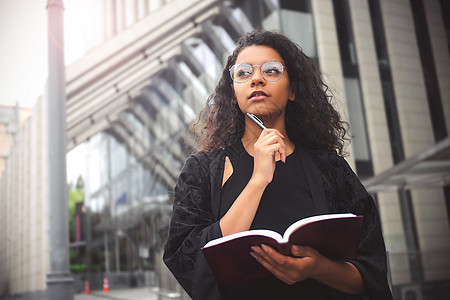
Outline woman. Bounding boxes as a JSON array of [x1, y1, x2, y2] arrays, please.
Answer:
[[163, 29, 392, 300]]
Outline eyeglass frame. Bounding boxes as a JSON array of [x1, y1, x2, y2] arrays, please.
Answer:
[[229, 61, 287, 83]]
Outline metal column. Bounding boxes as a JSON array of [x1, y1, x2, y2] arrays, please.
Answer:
[[45, 0, 74, 299]]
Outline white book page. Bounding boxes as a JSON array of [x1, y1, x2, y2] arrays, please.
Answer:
[[282, 213, 356, 240], [203, 229, 283, 248]]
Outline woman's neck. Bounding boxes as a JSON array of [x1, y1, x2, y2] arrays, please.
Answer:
[[241, 116, 295, 157]]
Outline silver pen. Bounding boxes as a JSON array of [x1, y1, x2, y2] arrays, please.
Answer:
[[246, 113, 266, 130]]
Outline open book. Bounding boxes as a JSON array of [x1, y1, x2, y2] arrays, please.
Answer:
[[202, 213, 363, 287]]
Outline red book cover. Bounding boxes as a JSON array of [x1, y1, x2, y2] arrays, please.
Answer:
[[202, 213, 363, 287]]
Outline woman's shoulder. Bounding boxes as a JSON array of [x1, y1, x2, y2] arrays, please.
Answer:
[[182, 148, 226, 175], [188, 147, 226, 164]]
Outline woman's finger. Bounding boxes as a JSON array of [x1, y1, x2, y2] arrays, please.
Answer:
[[251, 245, 297, 285], [265, 128, 285, 139], [256, 131, 286, 162], [251, 251, 293, 284], [266, 144, 286, 161], [260, 128, 285, 139], [259, 134, 286, 149], [291, 245, 317, 258]]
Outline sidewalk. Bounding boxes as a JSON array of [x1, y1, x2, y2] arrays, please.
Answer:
[[0, 287, 163, 300], [75, 287, 159, 300]]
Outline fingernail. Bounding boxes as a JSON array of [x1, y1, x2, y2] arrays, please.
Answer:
[[251, 246, 259, 252], [292, 245, 301, 254], [261, 244, 269, 253], [250, 252, 258, 259]]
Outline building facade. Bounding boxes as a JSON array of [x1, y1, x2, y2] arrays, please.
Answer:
[[0, 0, 449, 299], [0, 105, 32, 175]]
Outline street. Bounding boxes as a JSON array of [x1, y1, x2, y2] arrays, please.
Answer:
[[75, 286, 159, 300]]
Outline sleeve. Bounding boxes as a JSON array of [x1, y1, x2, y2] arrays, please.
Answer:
[[163, 154, 223, 299], [336, 157, 393, 300]]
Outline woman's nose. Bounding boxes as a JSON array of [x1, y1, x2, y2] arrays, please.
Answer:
[[250, 67, 265, 85]]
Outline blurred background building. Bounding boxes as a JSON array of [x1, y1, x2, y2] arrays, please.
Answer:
[[0, 0, 449, 299], [0, 105, 32, 175]]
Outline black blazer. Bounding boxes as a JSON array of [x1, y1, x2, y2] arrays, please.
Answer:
[[163, 143, 393, 300]]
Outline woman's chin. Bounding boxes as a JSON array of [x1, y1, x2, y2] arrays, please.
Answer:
[[246, 108, 285, 120]]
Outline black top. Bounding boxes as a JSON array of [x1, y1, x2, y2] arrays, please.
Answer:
[[163, 141, 393, 300], [220, 140, 315, 235], [219, 142, 344, 299]]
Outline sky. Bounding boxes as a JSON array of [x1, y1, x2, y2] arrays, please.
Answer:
[[0, 0, 48, 108], [0, 0, 94, 184], [0, 0, 94, 109]]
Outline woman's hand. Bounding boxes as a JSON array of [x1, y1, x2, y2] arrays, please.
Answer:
[[250, 244, 322, 285], [251, 129, 286, 185], [250, 244, 365, 295]]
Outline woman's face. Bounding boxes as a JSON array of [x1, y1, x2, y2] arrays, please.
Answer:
[[232, 45, 295, 120]]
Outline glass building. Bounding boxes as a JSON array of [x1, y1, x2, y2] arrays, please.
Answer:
[[1, 0, 449, 299]]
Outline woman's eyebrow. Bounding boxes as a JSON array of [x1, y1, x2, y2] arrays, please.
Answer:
[[235, 60, 282, 65]]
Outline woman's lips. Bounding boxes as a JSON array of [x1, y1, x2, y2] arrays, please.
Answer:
[[250, 95, 267, 101], [249, 91, 268, 101]]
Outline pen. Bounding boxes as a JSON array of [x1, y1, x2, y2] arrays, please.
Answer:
[[246, 113, 266, 130]]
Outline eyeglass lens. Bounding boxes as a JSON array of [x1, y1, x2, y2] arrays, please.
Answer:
[[231, 61, 284, 83]]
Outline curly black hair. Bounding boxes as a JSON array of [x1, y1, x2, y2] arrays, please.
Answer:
[[192, 29, 349, 156]]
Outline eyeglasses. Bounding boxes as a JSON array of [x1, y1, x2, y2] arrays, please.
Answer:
[[229, 61, 287, 83]]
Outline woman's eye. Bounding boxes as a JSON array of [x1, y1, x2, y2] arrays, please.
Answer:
[[237, 70, 251, 77], [265, 68, 281, 75]]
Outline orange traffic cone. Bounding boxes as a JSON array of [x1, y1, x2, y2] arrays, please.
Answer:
[[102, 276, 110, 292], [84, 280, 91, 294]]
